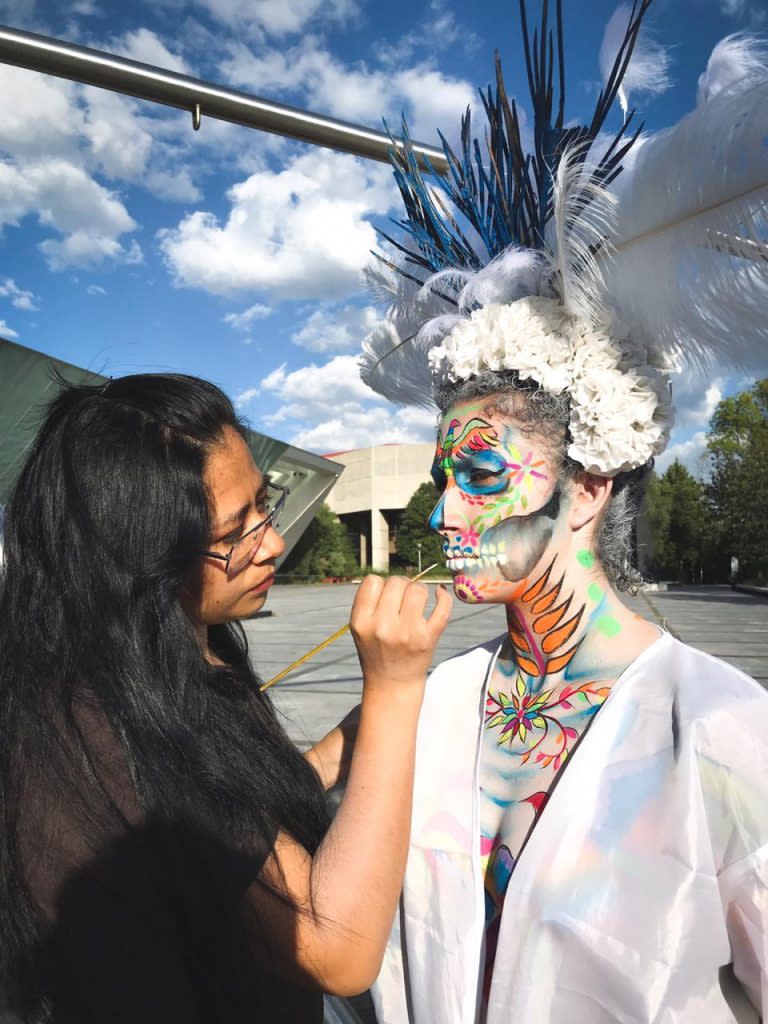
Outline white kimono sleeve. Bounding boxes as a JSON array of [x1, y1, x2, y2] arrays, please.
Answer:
[[719, 844, 768, 1019]]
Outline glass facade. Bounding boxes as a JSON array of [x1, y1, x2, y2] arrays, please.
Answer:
[[0, 338, 342, 562]]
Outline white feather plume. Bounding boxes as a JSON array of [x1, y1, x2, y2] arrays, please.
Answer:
[[360, 246, 546, 404], [546, 145, 619, 323], [599, 4, 673, 116], [604, 74, 768, 368], [359, 317, 440, 408], [697, 32, 768, 106], [418, 248, 546, 311]]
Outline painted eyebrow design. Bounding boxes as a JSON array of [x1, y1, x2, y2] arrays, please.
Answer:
[[453, 452, 508, 468]]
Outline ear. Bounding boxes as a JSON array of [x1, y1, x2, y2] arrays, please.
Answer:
[[567, 472, 613, 533]]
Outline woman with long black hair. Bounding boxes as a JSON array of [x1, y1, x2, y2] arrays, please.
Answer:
[[0, 373, 451, 1023]]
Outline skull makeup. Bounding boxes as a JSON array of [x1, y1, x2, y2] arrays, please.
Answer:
[[429, 401, 566, 604]]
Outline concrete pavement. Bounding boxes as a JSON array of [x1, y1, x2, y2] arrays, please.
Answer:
[[245, 582, 768, 749]]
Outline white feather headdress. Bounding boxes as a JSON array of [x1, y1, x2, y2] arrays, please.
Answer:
[[359, 0, 768, 476]]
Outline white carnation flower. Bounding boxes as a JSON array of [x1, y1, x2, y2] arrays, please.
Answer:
[[426, 294, 673, 475]]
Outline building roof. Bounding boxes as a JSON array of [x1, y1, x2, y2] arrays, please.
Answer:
[[322, 441, 433, 459]]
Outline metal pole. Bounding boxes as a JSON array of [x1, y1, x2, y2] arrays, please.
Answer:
[[0, 24, 449, 173]]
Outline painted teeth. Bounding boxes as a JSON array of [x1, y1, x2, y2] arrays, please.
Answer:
[[445, 554, 503, 571]]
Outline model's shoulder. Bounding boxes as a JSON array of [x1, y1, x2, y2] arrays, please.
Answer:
[[637, 632, 767, 719], [650, 632, 762, 692]]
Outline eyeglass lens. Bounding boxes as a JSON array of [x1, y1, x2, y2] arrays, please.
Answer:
[[227, 494, 284, 575]]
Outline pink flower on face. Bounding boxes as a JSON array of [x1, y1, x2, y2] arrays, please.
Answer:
[[506, 448, 548, 487], [453, 575, 485, 603], [456, 525, 480, 550]]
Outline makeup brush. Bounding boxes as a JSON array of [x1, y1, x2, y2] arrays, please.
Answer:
[[260, 564, 440, 690]]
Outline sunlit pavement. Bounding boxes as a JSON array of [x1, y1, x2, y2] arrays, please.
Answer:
[[244, 583, 768, 751]]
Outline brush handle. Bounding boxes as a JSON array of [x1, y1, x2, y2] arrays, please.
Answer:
[[260, 564, 440, 691]]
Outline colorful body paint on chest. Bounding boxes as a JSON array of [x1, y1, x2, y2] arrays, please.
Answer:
[[478, 557, 624, 999]]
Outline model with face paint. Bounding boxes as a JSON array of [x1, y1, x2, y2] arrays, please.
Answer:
[[430, 394, 663, 1005], [370, 378, 768, 1024]]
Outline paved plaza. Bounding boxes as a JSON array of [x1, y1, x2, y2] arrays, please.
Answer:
[[245, 582, 768, 751]]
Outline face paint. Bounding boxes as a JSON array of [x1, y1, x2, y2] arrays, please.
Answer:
[[577, 549, 595, 569], [430, 401, 563, 605]]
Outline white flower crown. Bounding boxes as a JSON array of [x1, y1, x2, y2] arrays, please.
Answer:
[[426, 296, 674, 477]]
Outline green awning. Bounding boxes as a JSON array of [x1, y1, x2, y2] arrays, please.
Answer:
[[0, 337, 342, 559]]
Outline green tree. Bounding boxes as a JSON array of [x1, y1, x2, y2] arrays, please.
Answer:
[[280, 504, 358, 580], [396, 481, 445, 570], [706, 379, 768, 583], [645, 460, 712, 582], [645, 471, 672, 574]]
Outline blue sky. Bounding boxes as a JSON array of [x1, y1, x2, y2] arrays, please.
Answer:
[[0, 0, 765, 471]]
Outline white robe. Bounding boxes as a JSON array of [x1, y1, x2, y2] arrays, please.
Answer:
[[372, 631, 768, 1023]]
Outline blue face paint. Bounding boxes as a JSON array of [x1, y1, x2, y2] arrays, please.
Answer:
[[453, 451, 510, 495], [431, 459, 447, 492], [428, 491, 446, 534]]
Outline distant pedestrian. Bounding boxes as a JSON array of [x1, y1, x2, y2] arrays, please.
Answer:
[[731, 554, 740, 587]]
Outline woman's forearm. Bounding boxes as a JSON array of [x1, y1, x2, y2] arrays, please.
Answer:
[[305, 688, 421, 989], [250, 577, 451, 995], [256, 688, 422, 995]]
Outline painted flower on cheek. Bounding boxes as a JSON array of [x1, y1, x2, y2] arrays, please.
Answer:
[[456, 525, 480, 550], [507, 448, 548, 489], [453, 575, 485, 603]]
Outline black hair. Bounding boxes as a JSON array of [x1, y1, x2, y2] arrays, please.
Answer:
[[0, 374, 329, 1019]]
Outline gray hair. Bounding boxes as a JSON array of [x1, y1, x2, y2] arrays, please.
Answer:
[[434, 371, 652, 592]]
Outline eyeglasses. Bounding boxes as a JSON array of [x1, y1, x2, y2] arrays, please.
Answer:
[[201, 483, 288, 577]]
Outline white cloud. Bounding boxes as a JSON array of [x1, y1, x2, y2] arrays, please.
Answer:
[[652, 371, 724, 475], [81, 88, 154, 181], [243, 354, 437, 452], [0, 319, 19, 339], [143, 168, 202, 203], [0, 63, 168, 267], [236, 386, 261, 407], [0, 158, 138, 270], [0, 66, 82, 162], [40, 233, 141, 271], [288, 404, 437, 453], [86, 284, 107, 295], [193, 0, 358, 37], [221, 38, 475, 141], [158, 149, 395, 299], [655, 430, 710, 476], [113, 28, 191, 75], [291, 304, 378, 352], [0, 33, 204, 270], [224, 303, 272, 331], [673, 375, 724, 429], [0, 278, 37, 311], [0, 0, 37, 25], [379, 0, 474, 66], [720, 0, 767, 23], [260, 355, 374, 415]]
